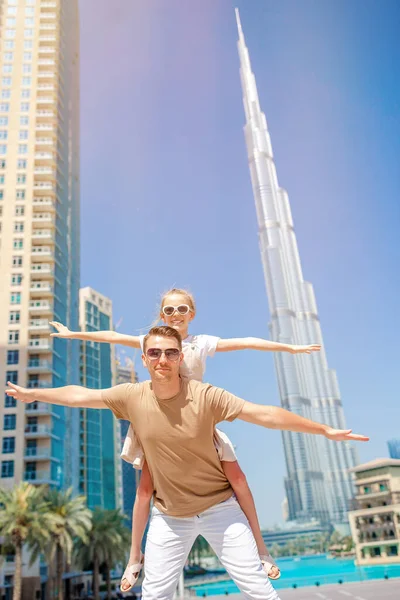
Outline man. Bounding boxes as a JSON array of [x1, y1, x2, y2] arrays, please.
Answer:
[[6, 326, 368, 600]]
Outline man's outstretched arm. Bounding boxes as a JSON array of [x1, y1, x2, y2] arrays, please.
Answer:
[[5, 382, 106, 409], [237, 401, 369, 442]]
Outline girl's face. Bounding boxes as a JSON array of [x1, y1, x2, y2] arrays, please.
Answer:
[[160, 293, 195, 335]]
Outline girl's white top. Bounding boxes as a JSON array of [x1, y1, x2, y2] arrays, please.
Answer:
[[120, 334, 237, 467]]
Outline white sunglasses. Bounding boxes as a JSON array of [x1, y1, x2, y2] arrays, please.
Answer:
[[162, 304, 191, 317]]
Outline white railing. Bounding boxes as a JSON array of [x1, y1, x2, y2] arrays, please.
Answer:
[[29, 301, 52, 310], [28, 340, 51, 350]]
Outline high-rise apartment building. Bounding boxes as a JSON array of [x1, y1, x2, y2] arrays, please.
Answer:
[[116, 355, 139, 528], [79, 287, 122, 510], [0, 0, 80, 495], [235, 9, 357, 524], [388, 439, 400, 460]]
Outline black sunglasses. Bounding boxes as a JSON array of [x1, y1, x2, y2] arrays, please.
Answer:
[[146, 348, 181, 361]]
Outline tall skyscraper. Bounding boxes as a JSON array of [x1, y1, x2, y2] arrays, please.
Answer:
[[116, 355, 139, 528], [388, 439, 400, 460], [0, 0, 80, 494], [235, 9, 357, 524], [79, 287, 122, 510]]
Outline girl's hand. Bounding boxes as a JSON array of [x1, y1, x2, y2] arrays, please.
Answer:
[[289, 344, 321, 354], [49, 321, 73, 338]]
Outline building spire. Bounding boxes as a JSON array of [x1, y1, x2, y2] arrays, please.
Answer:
[[235, 8, 245, 44]]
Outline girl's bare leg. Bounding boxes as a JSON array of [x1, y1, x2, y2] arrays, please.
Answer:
[[121, 461, 154, 591], [222, 460, 280, 578]]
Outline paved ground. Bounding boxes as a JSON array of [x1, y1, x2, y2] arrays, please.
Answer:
[[206, 578, 400, 600]]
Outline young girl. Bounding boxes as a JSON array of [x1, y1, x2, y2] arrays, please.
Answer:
[[50, 288, 320, 591]]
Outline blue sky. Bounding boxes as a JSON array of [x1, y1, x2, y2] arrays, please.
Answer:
[[79, 0, 400, 527]]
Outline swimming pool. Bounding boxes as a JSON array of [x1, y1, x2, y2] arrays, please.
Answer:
[[189, 554, 400, 595]]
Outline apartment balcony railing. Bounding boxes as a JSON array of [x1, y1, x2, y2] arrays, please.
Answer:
[[24, 447, 52, 460], [28, 339, 52, 351], [27, 359, 53, 373], [31, 246, 54, 261], [349, 493, 400, 511], [32, 197, 56, 211], [24, 470, 55, 484], [32, 213, 54, 224], [28, 319, 52, 333], [29, 300, 53, 315], [25, 424, 52, 436]]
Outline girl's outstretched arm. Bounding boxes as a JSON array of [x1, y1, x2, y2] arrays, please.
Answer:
[[49, 321, 141, 348], [216, 337, 321, 354]]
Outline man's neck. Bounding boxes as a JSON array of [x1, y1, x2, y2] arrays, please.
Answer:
[[151, 377, 182, 400]]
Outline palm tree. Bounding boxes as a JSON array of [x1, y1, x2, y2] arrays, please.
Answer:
[[0, 483, 60, 600], [32, 488, 91, 600], [74, 508, 130, 600]]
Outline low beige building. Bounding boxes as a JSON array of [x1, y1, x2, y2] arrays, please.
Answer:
[[348, 458, 400, 565]]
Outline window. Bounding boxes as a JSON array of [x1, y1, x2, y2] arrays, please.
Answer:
[[0, 160, 6, 168], [11, 274, 23, 286], [8, 330, 20, 345], [5, 30, 16, 40], [25, 18, 34, 26], [7, 7, 17, 15], [25, 7, 35, 17], [4, 394, 16, 409], [1, 461, 14, 478], [4, 415, 16, 431], [20, 103, 30, 112], [0, 103, 10, 112], [3, 65, 13, 74], [0, 145, 7, 155], [12, 256, 23, 267], [17, 174, 26, 184], [23, 51, 32, 60], [1, 90, 11, 100], [20, 116, 29, 126], [2, 438, 15, 454], [18, 144, 28, 154], [4, 52, 14, 61], [7, 350, 19, 365], [5, 41, 15, 50], [24, 29, 34, 38], [11, 292, 21, 304], [0, 175, 4, 184], [0, 131, 8, 140], [21, 90, 31, 99], [6, 371, 18, 384], [0, 190, 4, 200], [2, 78, 11, 87], [13, 239, 23, 251], [15, 206, 25, 216], [22, 77, 31, 87], [6, 18, 16, 27], [0, 117, 9, 126], [16, 190, 25, 200], [24, 41, 33, 50], [19, 131, 28, 140], [9, 311, 20, 324], [22, 64, 31, 73]]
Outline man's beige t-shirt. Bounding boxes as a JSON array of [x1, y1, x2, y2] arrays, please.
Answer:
[[102, 378, 245, 518]]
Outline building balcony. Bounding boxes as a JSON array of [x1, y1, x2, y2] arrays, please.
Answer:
[[27, 359, 53, 373], [32, 213, 55, 226], [40, 11, 58, 20], [25, 424, 54, 438], [40, 23, 58, 31], [31, 231, 55, 245], [35, 124, 56, 134], [37, 71, 57, 80], [28, 339, 52, 352], [350, 493, 400, 512], [32, 196, 56, 211], [31, 246, 55, 262], [37, 97, 57, 108], [38, 47, 56, 56], [36, 110, 57, 122], [26, 401, 58, 416], [28, 319, 52, 333], [39, 35, 57, 44], [24, 470, 56, 485], [356, 489, 391, 500], [30, 284, 53, 299], [34, 167, 56, 177], [24, 447, 53, 461], [35, 139, 55, 149], [29, 300, 53, 316]]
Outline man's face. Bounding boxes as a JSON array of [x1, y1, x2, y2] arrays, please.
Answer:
[[142, 335, 183, 383]]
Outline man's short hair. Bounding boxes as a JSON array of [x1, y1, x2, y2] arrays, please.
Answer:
[[143, 326, 182, 352]]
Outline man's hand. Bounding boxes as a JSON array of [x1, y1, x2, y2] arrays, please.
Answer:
[[49, 321, 73, 338], [6, 382, 35, 404], [324, 427, 369, 442], [289, 344, 321, 354]]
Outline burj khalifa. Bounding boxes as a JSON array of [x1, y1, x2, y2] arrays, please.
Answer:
[[235, 9, 358, 524]]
